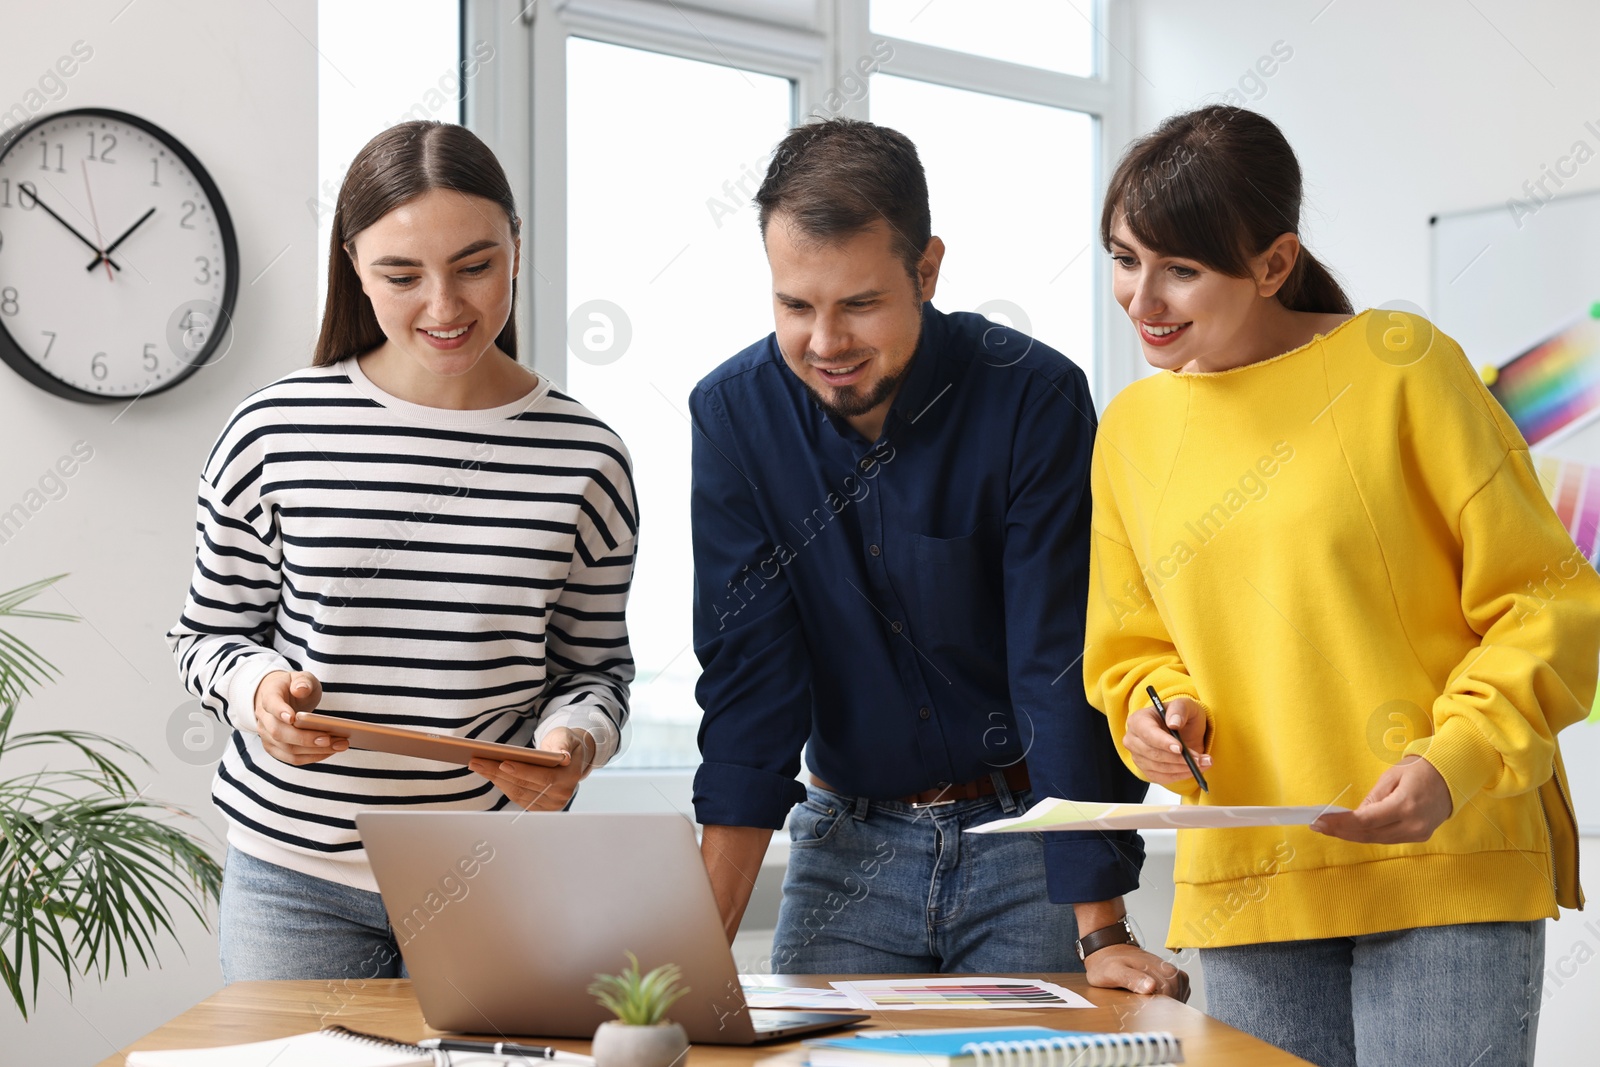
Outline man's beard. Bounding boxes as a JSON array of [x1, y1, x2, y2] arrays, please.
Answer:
[[802, 355, 909, 420]]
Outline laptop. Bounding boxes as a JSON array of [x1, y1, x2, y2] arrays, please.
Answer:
[[356, 811, 867, 1044]]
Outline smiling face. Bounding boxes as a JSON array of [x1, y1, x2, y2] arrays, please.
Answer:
[[765, 214, 942, 439], [347, 188, 520, 381], [1108, 215, 1280, 374]]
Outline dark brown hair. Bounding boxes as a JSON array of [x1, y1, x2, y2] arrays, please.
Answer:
[[754, 118, 932, 285], [1100, 105, 1352, 315], [313, 121, 519, 367]]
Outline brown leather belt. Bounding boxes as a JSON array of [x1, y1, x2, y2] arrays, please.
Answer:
[[811, 763, 1031, 808]]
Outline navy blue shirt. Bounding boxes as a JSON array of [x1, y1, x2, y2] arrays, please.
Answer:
[[689, 303, 1145, 903]]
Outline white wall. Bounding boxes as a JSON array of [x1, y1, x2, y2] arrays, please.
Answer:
[[0, 1, 317, 1063], [1128, 1, 1600, 1061], [1130, 0, 1600, 316]]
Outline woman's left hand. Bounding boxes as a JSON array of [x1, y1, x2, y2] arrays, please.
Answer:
[[1311, 755, 1454, 844], [468, 727, 596, 811]]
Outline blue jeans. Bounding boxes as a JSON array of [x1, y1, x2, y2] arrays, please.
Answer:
[[771, 783, 1081, 973], [218, 846, 407, 983], [1201, 921, 1544, 1067]]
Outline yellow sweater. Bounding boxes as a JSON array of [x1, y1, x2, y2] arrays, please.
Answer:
[[1085, 311, 1600, 949]]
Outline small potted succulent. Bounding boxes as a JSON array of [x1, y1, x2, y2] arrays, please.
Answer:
[[588, 952, 691, 1067]]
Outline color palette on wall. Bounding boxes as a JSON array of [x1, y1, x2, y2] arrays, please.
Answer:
[[1534, 455, 1600, 567], [1483, 305, 1600, 445], [1530, 454, 1600, 724]]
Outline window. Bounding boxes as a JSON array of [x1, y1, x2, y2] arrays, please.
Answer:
[[871, 0, 1094, 77], [464, 0, 1132, 777], [870, 75, 1097, 374], [316, 1, 461, 310], [565, 39, 794, 767]]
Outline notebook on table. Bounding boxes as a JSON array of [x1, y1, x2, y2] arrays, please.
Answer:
[[804, 1026, 1185, 1067], [125, 1025, 450, 1066]]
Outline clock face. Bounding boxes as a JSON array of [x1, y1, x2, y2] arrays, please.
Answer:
[[0, 109, 238, 401]]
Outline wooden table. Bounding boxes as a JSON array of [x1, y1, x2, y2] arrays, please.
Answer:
[[98, 974, 1314, 1066]]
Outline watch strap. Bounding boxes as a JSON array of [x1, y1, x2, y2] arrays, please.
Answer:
[[1075, 917, 1138, 960]]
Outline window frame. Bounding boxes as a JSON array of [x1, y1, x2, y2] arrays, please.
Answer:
[[460, 0, 1137, 792], [867, 3, 1135, 400]]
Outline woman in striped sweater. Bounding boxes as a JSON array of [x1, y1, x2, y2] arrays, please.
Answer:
[[168, 122, 637, 982]]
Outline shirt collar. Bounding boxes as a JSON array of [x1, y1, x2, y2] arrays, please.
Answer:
[[885, 302, 946, 430], [776, 302, 949, 443]]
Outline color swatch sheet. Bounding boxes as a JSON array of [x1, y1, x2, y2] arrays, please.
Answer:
[[965, 797, 1345, 834], [1487, 306, 1600, 445], [829, 978, 1092, 1011]]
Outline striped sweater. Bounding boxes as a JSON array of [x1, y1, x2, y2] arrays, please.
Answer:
[[168, 359, 636, 890]]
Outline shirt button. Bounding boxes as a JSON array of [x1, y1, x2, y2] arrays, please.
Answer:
[[869, 544, 881, 556], [919, 707, 931, 720], [891, 620, 903, 633]]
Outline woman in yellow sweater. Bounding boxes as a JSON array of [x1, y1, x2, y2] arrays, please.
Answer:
[[1085, 104, 1600, 1067]]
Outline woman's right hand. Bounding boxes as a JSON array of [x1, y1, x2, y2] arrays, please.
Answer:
[[1123, 695, 1212, 785], [253, 670, 347, 765]]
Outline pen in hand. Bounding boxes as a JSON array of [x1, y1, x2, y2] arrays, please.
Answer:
[[1146, 685, 1208, 793]]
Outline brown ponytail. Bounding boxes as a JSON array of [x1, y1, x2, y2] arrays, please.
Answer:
[[1276, 249, 1351, 315], [1100, 105, 1353, 316], [313, 121, 519, 367]]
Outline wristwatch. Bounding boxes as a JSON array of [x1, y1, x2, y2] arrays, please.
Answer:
[[1075, 917, 1139, 961]]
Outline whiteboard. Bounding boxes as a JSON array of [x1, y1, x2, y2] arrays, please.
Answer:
[[1432, 194, 1600, 833]]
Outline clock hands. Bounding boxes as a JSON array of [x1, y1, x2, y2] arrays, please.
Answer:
[[80, 160, 116, 282], [16, 184, 122, 271], [87, 207, 155, 272]]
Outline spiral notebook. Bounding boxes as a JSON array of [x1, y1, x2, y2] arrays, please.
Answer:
[[124, 1025, 480, 1066], [804, 1026, 1184, 1067]]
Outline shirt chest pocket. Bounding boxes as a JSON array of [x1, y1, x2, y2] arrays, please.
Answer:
[[906, 519, 1005, 655]]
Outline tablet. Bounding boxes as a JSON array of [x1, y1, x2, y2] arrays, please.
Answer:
[[292, 712, 568, 768]]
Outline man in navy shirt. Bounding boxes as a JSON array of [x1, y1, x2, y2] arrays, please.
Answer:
[[690, 119, 1186, 996]]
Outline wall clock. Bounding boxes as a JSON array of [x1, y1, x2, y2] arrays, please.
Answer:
[[0, 108, 238, 402]]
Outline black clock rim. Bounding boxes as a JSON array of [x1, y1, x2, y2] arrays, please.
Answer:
[[0, 107, 241, 404]]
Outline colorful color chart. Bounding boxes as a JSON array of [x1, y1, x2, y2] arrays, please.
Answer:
[[1485, 305, 1600, 445], [1534, 455, 1600, 568], [1529, 455, 1600, 724], [830, 978, 1091, 1011]]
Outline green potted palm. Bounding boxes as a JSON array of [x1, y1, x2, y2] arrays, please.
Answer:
[[0, 575, 222, 1018], [588, 952, 691, 1067]]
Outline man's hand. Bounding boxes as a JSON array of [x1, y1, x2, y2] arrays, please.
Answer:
[[1084, 943, 1191, 1002], [254, 670, 345, 765], [1311, 755, 1453, 844], [1074, 899, 1189, 1001], [1122, 695, 1211, 785], [468, 726, 595, 811]]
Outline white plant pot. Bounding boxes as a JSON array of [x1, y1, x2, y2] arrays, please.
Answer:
[[592, 1021, 689, 1067]]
